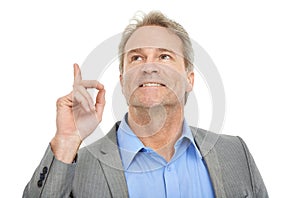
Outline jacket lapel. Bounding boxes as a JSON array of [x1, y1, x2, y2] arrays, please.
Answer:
[[88, 122, 129, 198], [191, 127, 227, 198]]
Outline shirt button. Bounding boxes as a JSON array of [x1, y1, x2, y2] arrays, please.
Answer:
[[167, 166, 171, 171]]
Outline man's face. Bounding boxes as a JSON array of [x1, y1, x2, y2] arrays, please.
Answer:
[[120, 26, 194, 108]]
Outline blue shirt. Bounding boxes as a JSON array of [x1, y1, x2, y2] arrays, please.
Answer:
[[117, 115, 215, 198]]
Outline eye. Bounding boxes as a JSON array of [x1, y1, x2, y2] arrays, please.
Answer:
[[131, 55, 143, 62], [159, 54, 172, 61]]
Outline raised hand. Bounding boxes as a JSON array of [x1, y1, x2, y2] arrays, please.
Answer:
[[50, 63, 105, 163]]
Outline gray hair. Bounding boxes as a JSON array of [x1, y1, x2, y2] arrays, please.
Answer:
[[118, 11, 194, 74]]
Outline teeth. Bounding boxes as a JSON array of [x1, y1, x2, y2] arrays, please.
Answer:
[[142, 83, 162, 87]]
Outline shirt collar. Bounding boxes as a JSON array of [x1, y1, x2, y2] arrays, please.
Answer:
[[117, 113, 202, 170], [174, 119, 203, 160], [117, 114, 144, 170]]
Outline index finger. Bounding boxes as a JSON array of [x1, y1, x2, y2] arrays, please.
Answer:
[[73, 63, 82, 83], [81, 80, 104, 90]]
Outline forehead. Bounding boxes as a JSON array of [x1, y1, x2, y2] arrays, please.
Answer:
[[124, 26, 183, 56]]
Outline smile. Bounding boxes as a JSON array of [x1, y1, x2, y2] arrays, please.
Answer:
[[139, 82, 166, 87]]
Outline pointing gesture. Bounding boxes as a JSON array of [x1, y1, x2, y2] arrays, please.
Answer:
[[73, 63, 105, 121], [51, 64, 106, 163]]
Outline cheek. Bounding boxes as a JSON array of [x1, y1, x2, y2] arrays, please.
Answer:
[[122, 78, 132, 96], [160, 76, 186, 101], [121, 73, 138, 100]]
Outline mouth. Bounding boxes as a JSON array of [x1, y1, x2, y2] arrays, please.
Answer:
[[139, 82, 166, 87]]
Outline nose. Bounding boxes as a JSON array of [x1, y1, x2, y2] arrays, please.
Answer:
[[141, 63, 159, 74]]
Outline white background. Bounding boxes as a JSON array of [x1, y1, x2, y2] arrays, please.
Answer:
[[1, 0, 299, 197]]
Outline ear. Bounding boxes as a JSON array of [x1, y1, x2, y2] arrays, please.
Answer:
[[119, 73, 125, 95], [186, 71, 194, 92], [119, 74, 123, 87]]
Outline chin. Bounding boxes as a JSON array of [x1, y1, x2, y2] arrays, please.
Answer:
[[131, 100, 164, 108], [131, 98, 181, 109], [128, 92, 183, 108]]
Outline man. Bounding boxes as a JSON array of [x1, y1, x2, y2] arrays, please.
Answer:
[[23, 11, 268, 197]]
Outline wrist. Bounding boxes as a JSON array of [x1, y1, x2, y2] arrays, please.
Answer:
[[50, 133, 82, 164]]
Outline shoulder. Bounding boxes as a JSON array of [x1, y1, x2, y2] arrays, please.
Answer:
[[191, 127, 268, 197], [190, 126, 240, 140], [191, 126, 253, 174], [190, 127, 249, 156]]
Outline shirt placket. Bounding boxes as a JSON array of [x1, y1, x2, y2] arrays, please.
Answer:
[[163, 163, 180, 198]]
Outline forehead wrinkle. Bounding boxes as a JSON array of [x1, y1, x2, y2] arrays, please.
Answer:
[[124, 26, 184, 56]]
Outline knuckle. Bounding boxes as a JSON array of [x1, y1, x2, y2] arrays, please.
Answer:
[[80, 80, 87, 85], [91, 81, 97, 87], [56, 97, 65, 107], [73, 84, 79, 90], [73, 93, 81, 102], [93, 80, 99, 85], [56, 97, 63, 104]]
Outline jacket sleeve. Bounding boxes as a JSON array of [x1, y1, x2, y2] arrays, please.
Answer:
[[238, 137, 269, 198], [23, 144, 76, 198]]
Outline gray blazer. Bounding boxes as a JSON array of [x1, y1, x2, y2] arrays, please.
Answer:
[[23, 122, 268, 197]]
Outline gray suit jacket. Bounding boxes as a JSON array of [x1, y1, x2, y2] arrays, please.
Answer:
[[23, 122, 268, 197]]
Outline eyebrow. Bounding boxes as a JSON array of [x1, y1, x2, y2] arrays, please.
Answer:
[[125, 48, 177, 56], [126, 48, 143, 55]]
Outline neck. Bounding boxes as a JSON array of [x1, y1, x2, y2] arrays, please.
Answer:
[[128, 103, 184, 161]]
